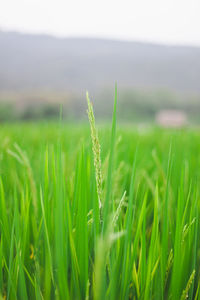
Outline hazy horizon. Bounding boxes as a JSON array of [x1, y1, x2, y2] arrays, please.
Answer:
[[2, 28, 200, 49]]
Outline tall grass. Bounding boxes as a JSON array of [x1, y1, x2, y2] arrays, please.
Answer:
[[0, 95, 200, 299]]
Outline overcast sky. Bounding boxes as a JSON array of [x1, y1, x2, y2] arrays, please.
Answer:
[[0, 0, 200, 46]]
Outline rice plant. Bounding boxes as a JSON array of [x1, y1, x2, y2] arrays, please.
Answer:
[[0, 92, 200, 299]]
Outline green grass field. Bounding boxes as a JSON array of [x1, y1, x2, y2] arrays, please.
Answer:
[[0, 94, 200, 299]]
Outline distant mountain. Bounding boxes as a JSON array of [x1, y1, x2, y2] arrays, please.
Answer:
[[0, 31, 200, 94]]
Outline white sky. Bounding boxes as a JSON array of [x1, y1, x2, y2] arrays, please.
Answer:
[[0, 0, 200, 46]]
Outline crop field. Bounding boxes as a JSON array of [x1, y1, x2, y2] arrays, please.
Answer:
[[0, 94, 200, 299]]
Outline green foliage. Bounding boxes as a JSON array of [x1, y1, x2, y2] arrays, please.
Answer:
[[0, 95, 200, 299], [0, 102, 15, 122]]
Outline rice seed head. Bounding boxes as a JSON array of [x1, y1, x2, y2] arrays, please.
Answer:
[[112, 190, 126, 226], [180, 270, 195, 300], [86, 92, 103, 211]]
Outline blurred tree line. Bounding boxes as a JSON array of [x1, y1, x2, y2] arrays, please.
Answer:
[[0, 89, 200, 123]]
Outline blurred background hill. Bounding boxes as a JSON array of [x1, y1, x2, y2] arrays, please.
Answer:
[[1, 30, 200, 122]]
